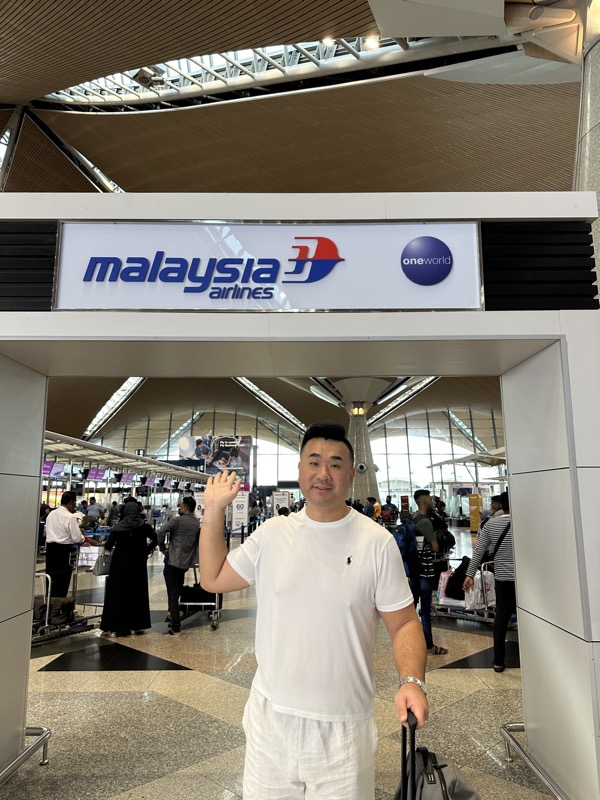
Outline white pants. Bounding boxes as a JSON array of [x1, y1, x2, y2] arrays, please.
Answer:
[[242, 687, 377, 799]]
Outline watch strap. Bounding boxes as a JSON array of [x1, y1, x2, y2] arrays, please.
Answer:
[[399, 676, 428, 695]]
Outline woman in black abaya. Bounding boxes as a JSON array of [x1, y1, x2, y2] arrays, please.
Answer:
[[100, 499, 157, 637]]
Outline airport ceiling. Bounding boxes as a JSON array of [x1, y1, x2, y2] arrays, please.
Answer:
[[45, 375, 503, 450], [1, 2, 573, 447], [0, 1, 582, 194]]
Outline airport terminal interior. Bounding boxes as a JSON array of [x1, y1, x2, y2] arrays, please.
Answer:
[[18, 516, 540, 800], [12, 530, 543, 800], [6, 381, 548, 800], [2, 2, 600, 800]]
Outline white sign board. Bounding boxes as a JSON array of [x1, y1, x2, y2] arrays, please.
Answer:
[[272, 491, 290, 514], [194, 491, 205, 521], [230, 491, 249, 530], [55, 222, 481, 311]]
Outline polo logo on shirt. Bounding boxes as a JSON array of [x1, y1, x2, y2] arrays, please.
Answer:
[[346, 556, 352, 565]]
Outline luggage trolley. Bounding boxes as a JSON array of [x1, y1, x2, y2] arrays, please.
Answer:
[[32, 549, 96, 645], [432, 559, 497, 625], [178, 564, 222, 630]]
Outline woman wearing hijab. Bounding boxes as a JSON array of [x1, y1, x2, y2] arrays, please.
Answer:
[[100, 498, 157, 637]]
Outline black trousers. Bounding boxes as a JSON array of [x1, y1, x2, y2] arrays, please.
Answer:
[[163, 563, 187, 632], [45, 542, 75, 597], [494, 580, 517, 667]]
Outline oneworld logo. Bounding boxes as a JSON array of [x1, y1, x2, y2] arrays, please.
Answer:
[[81, 236, 344, 299], [400, 236, 453, 286]]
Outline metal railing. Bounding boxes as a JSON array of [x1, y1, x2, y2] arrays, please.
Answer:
[[0, 727, 51, 789], [500, 723, 567, 799]]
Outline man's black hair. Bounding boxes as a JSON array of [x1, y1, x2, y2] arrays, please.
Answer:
[[500, 491, 509, 513], [181, 496, 196, 513], [61, 491, 77, 506], [301, 421, 354, 463], [413, 489, 430, 503]]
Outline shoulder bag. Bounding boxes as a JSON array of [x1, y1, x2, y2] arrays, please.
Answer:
[[92, 549, 112, 576]]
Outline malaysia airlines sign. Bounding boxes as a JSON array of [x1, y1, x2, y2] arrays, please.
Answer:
[[55, 222, 481, 311]]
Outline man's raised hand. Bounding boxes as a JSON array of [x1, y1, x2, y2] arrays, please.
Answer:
[[203, 470, 242, 513]]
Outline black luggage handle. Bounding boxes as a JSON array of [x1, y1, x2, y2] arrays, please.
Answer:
[[399, 711, 418, 800]]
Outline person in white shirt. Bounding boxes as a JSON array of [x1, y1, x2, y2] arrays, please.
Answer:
[[45, 491, 88, 597], [200, 422, 428, 800]]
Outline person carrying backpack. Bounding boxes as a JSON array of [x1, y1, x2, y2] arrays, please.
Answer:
[[412, 489, 449, 656], [463, 491, 513, 673], [392, 511, 420, 593], [381, 495, 399, 529]]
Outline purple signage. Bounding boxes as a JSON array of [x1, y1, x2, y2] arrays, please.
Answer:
[[87, 467, 106, 481], [121, 473, 134, 485], [43, 461, 65, 478], [163, 478, 173, 489], [144, 475, 155, 487]]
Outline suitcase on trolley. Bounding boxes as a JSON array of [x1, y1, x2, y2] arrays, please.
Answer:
[[393, 711, 481, 800], [33, 596, 75, 626], [179, 583, 223, 609]]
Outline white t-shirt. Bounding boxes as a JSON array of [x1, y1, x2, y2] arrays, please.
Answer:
[[227, 507, 413, 721], [45, 505, 85, 545]]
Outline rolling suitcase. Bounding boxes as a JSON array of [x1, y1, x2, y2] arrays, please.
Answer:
[[393, 711, 481, 800]]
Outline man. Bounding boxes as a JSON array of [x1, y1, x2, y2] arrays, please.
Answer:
[[463, 491, 513, 673], [412, 489, 449, 656], [381, 495, 399, 529], [106, 500, 120, 526], [158, 496, 201, 637], [45, 491, 89, 597], [372, 496, 382, 522], [86, 497, 105, 522], [200, 421, 428, 800], [490, 495, 503, 518], [363, 496, 375, 518]]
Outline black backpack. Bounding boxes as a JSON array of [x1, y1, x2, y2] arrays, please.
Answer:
[[392, 519, 419, 581], [436, 528, 456, 553]]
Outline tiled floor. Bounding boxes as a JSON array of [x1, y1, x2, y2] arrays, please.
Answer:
[[5, 530, 553, 799]]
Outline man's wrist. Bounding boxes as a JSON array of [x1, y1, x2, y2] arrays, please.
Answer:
[[399, 676, 428, 695]]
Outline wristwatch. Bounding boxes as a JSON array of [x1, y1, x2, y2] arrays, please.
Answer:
[[399, 676, 428, 695]]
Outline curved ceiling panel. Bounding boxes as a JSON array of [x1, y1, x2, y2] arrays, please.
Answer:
[[87, 377, 331, 439], [35, 75, 579, 193], [46, 377, 130, 437], [45, 375, 502, 444], [0, 109, 15, 135], [0, 0, 376, 104], [3, 115, 99, 192], [395, 376, 501, 417]]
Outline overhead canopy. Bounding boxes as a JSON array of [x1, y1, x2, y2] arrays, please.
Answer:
[[44, 430, 207, 482], [429, 447, 506, 468]]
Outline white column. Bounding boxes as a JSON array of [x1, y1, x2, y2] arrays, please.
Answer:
[[501, 314, 600, 800], [347, 407, 379, 501], [0, 355, 47, 772], [574, 1, 600, 286]]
